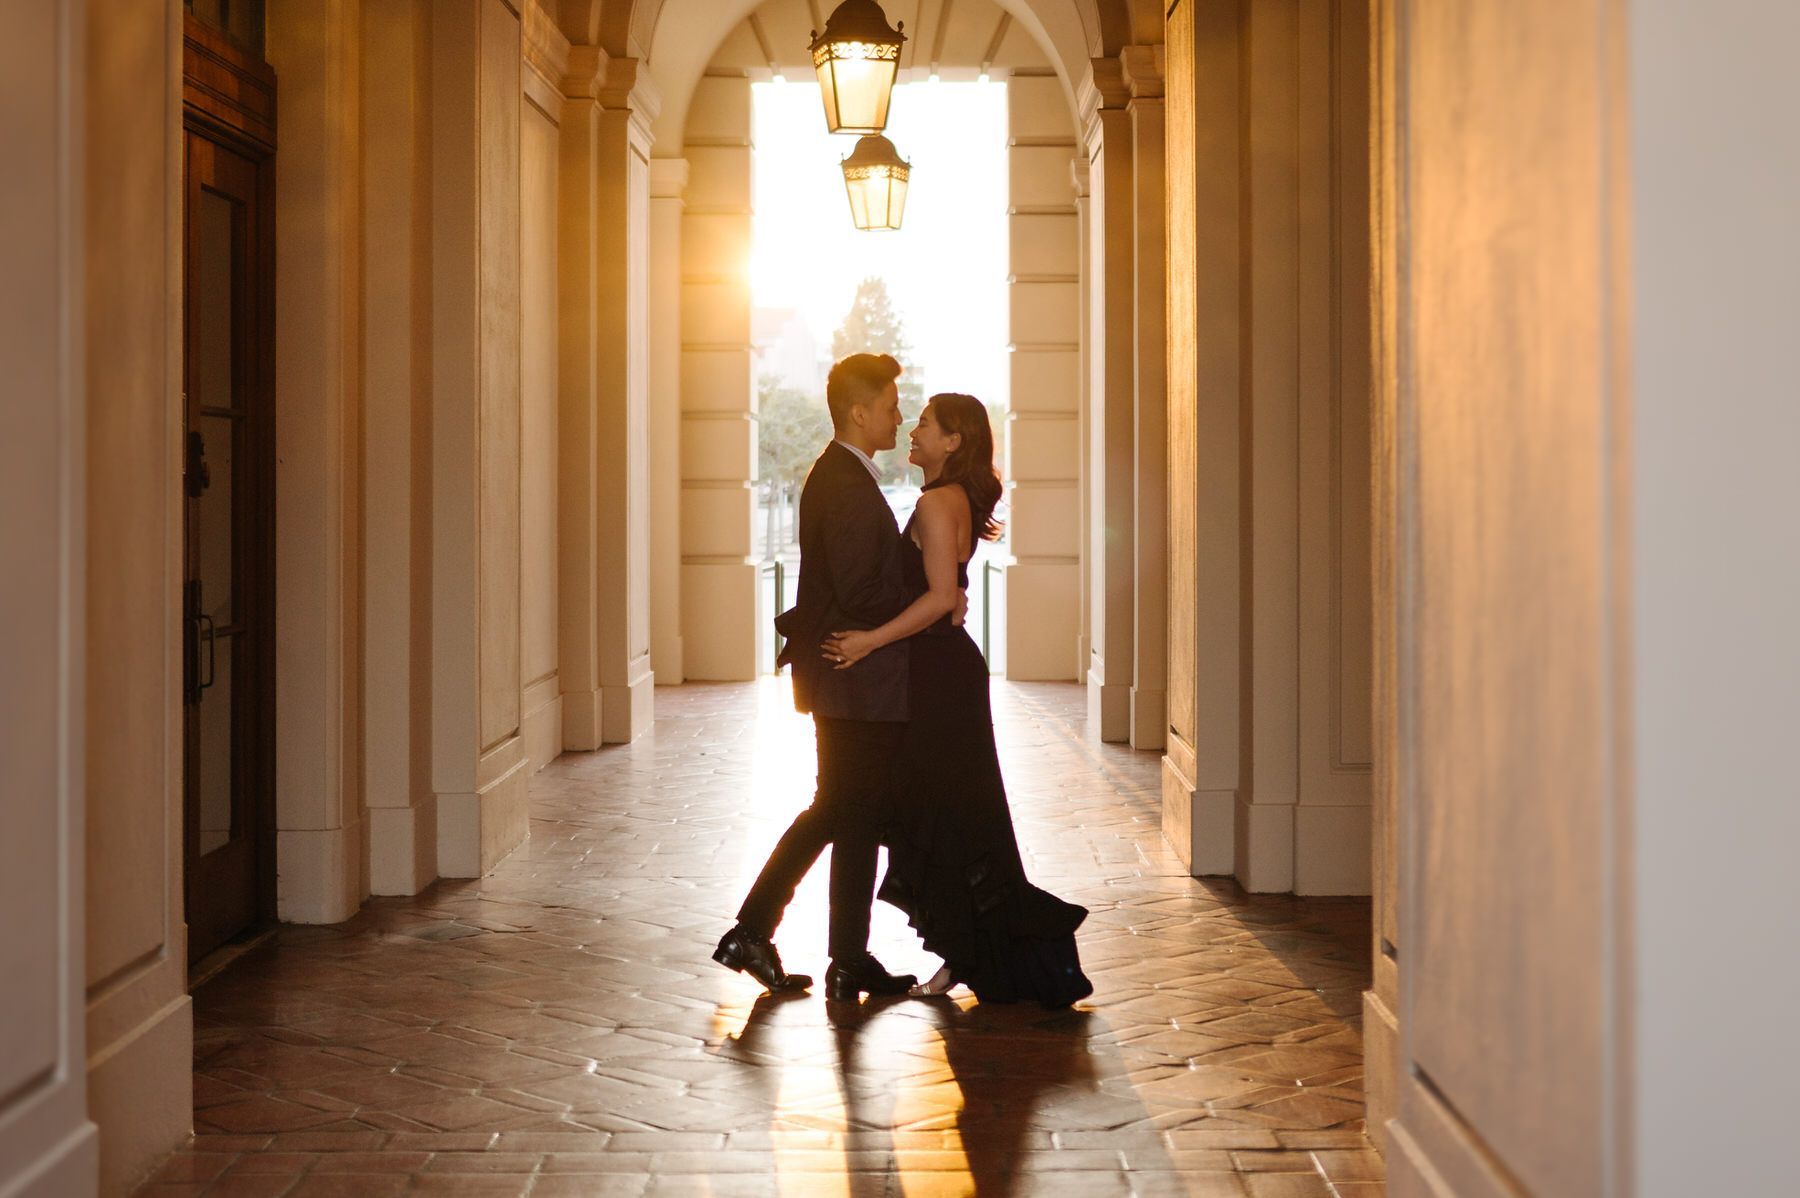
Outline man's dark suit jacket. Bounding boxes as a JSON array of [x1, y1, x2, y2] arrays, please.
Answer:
[[774, 442, 910, 723]]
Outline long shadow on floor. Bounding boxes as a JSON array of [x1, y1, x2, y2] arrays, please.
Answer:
[[717, 989, 1180, 1196]]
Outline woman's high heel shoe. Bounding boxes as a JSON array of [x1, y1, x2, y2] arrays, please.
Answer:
[[908, 964, 960, 997]]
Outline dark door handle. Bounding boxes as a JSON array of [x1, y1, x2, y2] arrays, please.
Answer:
[[198, 612, 217, 692], [186, 429, 211, 498]]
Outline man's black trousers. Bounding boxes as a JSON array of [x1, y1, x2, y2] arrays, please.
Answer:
[[736, 715, 906, 960]]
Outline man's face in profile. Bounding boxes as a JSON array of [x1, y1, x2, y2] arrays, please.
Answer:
[[869, 381, 902, 451]]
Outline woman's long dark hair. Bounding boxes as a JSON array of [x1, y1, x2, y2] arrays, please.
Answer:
[[927, 393, 1004, 542]]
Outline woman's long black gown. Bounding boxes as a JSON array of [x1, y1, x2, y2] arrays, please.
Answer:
[[876, 479, 1093, 1008]]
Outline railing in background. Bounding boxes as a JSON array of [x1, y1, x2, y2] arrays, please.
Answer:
[[981, 560, 998, 663], [763, 559, 789, 672], [760, 552, 1005, 676]]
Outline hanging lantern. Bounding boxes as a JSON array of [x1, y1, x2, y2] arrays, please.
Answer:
[[841, 134, 911, 231], [810, 0, 906, 135]]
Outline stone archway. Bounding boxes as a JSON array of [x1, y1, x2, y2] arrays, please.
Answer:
[[570, 0, 1169, 713]]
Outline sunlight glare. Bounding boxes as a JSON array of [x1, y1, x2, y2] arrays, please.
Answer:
[[751, 80, 1009, 407]]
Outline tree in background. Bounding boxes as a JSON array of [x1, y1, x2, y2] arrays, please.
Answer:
[[830, 277, 925, 483], [756, 375, 833, 493]]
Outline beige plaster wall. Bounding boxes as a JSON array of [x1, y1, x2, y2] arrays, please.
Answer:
[[82, 0, 195, 1190], [1, 3, 105, 1193]]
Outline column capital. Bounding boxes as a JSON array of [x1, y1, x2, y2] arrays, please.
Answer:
[[1071, 156, 1091, 200], [649, 157, 689, 200], [1120, 45, 1165, 102], [522, 0, 571, 88], [593, 56, 661, 152], [1077, 57, 1130, 122]]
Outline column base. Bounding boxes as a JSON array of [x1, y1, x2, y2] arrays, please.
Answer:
[[1087, 667, 1131, 742], [602, 656, 654, 744], [1004, 561, 1081, 680], [1235, 797, 1295, 893], [1161, 755, 1235, 875], [1129, 685, 1166, 750], [1363, 987, 1401, 1158], [90, 993, 189, 1196], [368, 802, 438, 896], [1295, 803, 1373, 895], [681, 560, 762, 681], [521, 676, 563, 771], [437, 738, 530, 878], [562, 688, 603, 752], [651, 635, 684, 686], [277, 818, 365, 923]]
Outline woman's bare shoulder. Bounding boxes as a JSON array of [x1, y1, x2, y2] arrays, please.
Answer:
[[917, 483, 971, 514]]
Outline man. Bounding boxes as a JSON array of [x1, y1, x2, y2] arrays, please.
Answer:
[[713, 353, 925, 1001]]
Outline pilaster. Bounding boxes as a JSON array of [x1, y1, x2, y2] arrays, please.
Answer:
[[1124, 45, 1168, 752], [1081, 59, 1136, 739], [431, 0, 530, 875], [680, 73, 761, 682], [1004, 69, 1083, 682], [269, 0, 368, 919], [362, 0, 437, 896], [648, 157, 689, 684], [594, 55, 657, 736]]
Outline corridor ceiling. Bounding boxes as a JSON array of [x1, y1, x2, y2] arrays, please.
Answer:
[[555, 0, 1160, 149]]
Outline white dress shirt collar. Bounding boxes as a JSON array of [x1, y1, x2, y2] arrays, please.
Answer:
[[834, 439, 883, 482]]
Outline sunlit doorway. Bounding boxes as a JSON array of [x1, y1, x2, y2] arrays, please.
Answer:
[[749, 77, 1014, 675]]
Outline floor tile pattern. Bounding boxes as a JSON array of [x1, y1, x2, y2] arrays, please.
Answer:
[[137, 680, 1380, 1196]]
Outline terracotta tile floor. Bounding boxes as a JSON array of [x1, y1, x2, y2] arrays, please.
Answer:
[[138, 680, 1382, 1197]]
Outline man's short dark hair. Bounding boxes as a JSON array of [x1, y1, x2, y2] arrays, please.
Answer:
[[825, 353, 902, 432]]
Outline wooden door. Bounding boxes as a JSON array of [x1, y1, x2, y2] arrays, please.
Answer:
[[182, 16, 276, 965]]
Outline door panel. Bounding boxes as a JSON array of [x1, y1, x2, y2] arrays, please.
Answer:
[[182, 111, 274, 964]]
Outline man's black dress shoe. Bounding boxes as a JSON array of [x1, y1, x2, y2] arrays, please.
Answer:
[[824, 955, 916, 1002], [713, 925, 812, 993]]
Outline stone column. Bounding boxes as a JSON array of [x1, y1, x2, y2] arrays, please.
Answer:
[[1073, 157, 1093, 671], [269, 0, 369, 918], [1163, 0, 1245, 878], [556, 48, 656, 745], [648, 158, 688, 684], [1124, 46, 1168, 752], [1004, 70, 1083, 682], [593, 58, 658, 735], [430, 0, 530, 876], [1293, 0, 1373, 894], [1080, 63, 1136, 738], [680, 74, 761, 681], [519, 7, 569, 769], [1240, 0, 1303, 894], [362, 0, 437, 896]]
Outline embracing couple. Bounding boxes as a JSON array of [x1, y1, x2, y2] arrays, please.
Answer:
[[713, 352, 1092, 1008]]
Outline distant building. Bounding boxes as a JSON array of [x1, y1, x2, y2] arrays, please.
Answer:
[[752, 306, 828, 393]]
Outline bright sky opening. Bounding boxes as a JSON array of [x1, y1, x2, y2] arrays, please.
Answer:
[[749, 79, 1011, 409]]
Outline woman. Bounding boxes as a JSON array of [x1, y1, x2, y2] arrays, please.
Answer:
[[822, 394, 1092, 1008]]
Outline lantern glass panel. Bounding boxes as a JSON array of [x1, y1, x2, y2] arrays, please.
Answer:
[[843, 164, 909, 231], [813, 42, 900, 134]]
